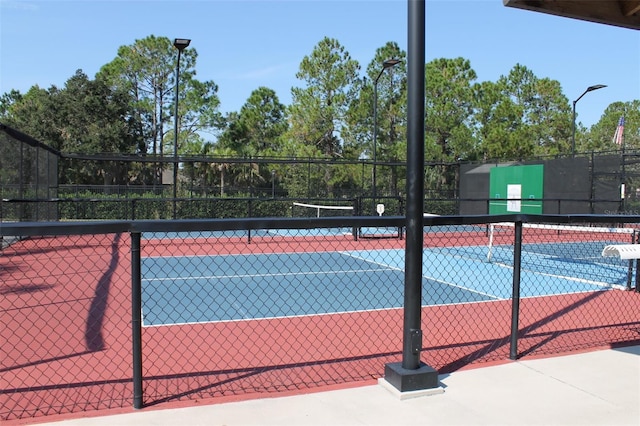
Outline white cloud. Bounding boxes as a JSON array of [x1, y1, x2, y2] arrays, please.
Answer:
[[0, 1, 39, 11]]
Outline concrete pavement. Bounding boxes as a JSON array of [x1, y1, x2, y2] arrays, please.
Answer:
[[35, 345, 640, 426]]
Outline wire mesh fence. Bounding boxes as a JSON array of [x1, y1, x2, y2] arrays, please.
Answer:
[[0, 124, 60, 222], [1, 229, 132, 419], [2, 215, 640, 422]]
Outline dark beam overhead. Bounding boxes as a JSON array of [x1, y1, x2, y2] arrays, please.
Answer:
[[504, 0, 640, 30]]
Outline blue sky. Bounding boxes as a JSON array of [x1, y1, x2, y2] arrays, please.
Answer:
[[1, 0, 638, 129]]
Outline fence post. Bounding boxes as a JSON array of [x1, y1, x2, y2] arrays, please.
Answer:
[[131, 231, 143, 409], [247, 199, 252, 244], [509, 221, 523, 360], [636, 231, 640, 293]]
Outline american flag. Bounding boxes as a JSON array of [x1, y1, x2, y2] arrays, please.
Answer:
[[613, 117, 625, 146]]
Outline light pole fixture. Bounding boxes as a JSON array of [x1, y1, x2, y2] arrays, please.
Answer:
[[571, 84, 606, 157], [373, 58, 401, 213], [172, 38, 191, 219]]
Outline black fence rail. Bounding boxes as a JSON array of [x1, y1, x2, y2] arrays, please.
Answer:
[[2, 214, 640, 422]]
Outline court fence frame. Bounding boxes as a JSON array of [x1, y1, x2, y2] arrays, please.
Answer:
[[8, 122, 640, 225], [2, 213, 640, 421]]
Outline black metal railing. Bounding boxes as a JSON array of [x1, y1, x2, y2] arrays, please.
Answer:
[[2, 214, 640, 422]]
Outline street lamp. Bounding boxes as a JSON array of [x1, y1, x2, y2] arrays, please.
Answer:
[[173, 38, 191, 219], [571, 84, 606, 157], [373, 58, 400, 213]]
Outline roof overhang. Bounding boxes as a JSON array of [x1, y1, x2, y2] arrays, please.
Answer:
[[503, 0, 640, 31]]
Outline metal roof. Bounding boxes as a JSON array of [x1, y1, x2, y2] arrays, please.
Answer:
[[503, 0, 640, 30]]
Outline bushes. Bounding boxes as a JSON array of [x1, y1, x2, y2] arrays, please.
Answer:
[[5, 193, 460, 221], [53, 192, 297, 220]]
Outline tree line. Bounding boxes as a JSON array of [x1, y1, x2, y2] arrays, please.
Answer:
[[1, 35, 638, 197]]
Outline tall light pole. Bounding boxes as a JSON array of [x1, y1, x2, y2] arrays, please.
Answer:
[[572, 84, 606, 157], [372, 58, 400, 213], [173, 38, 191, 219], [271, 170, 276, 199]]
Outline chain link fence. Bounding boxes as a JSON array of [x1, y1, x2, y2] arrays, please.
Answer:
[[2, 215, 640, 422], [2, 226, 131, 419]]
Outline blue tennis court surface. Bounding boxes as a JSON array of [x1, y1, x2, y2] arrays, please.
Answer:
[[141, 246, 629, 326], [434, 242, 630, 289]]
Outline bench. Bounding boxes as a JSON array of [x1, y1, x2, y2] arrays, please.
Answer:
[[602, 244, 640, 291]]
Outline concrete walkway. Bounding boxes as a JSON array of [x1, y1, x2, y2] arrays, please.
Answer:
[[37, 345, 640, 426]]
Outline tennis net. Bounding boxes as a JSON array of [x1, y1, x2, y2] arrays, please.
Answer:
[[292, 202, 355, 218], [481, 222, 639, 290], [487, 222, 638, 261]]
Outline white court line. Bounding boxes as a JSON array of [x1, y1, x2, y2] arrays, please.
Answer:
[[141, 267, 397, 283], [141, 297, 512, 328], [486, 246, 627, 290], [339, 251, 502, 300]]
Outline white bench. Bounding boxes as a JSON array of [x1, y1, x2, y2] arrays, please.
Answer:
[[602, 244, 640, 291]]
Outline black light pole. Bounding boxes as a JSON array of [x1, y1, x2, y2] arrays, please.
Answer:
[[359, 151, 369, 194], [173, 38, 191, 219], [271, 170, 276, 199], [572, 84, 606, 157], [383, 0, 439, 394], [373, 58, 400, 213]]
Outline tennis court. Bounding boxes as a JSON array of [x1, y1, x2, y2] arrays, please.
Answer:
[[141, 223, 634, 326], [3, 217, 640, 423]]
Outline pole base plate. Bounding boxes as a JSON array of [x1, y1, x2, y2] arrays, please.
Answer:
[[383, 361, 440, 393]]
